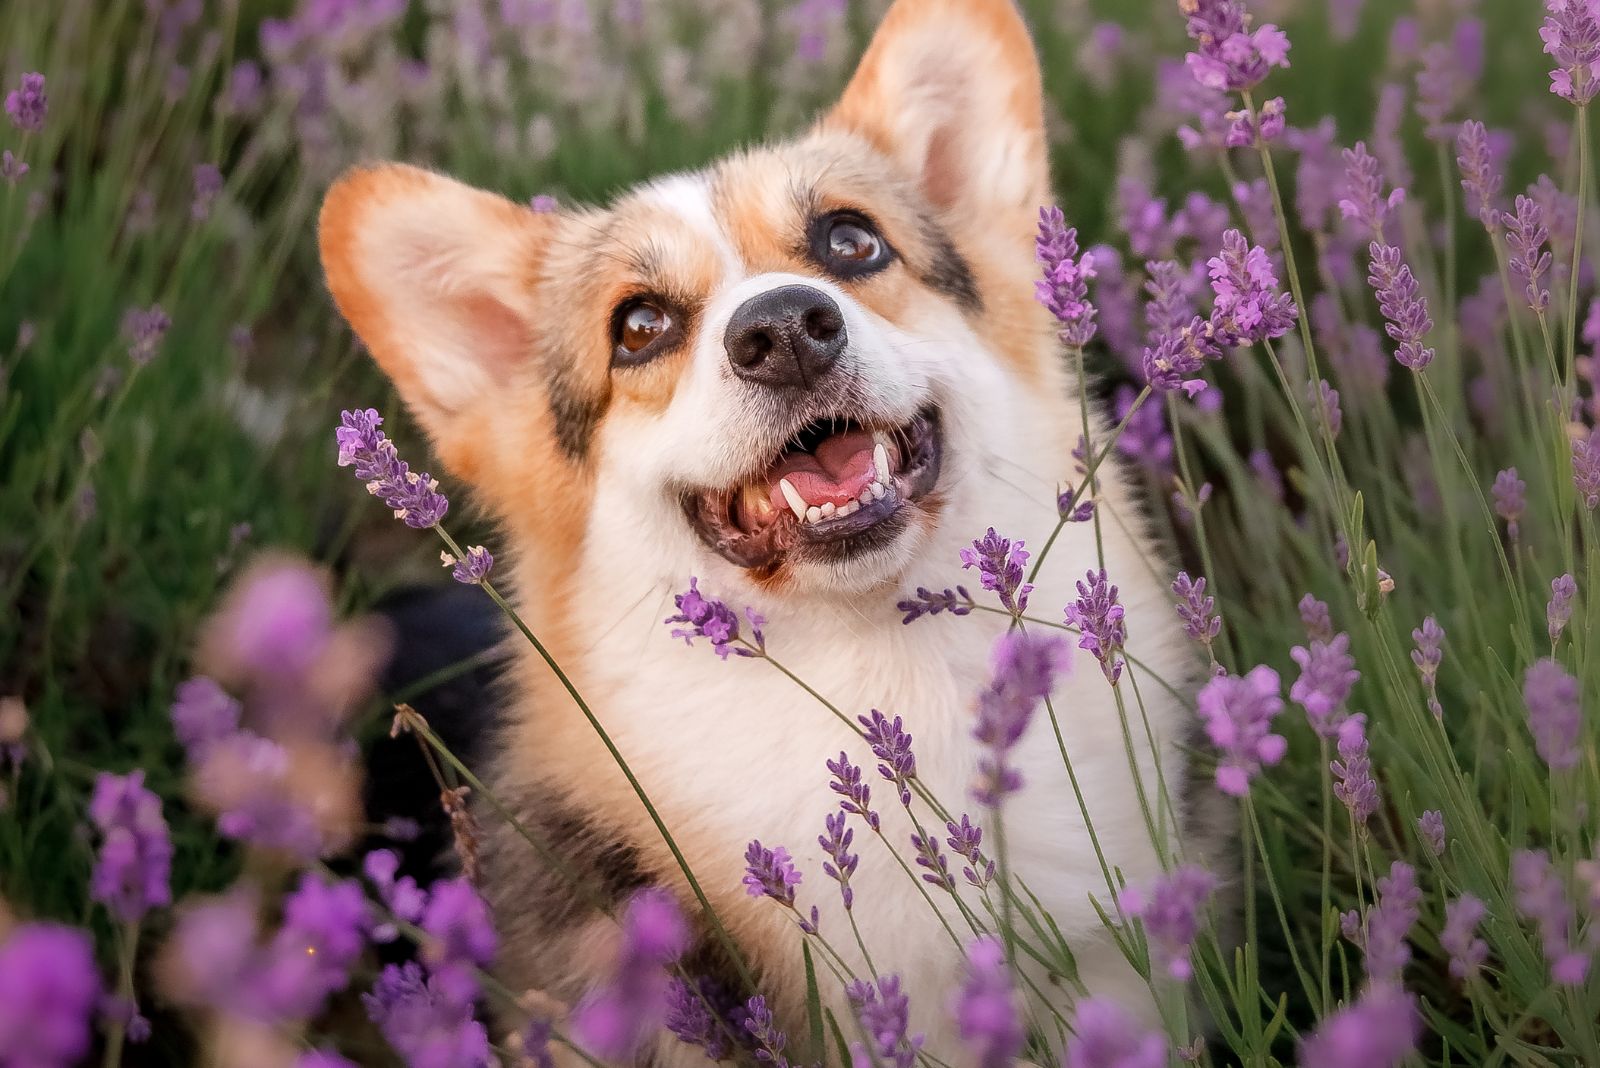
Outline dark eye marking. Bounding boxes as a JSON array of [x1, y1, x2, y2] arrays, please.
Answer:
[[807, 211, 895, 279]]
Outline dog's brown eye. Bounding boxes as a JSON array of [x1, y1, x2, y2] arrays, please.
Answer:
[[828, 219, 881, 262], [810, 211, 893, 279], [619, 301, 670, 353]]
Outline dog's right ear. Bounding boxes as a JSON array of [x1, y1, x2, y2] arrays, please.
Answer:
[[318, 164, 554, 468]]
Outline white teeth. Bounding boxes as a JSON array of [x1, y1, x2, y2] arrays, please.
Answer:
[[873, 441, 891, 484], [819, 502, 836, 518], [868, 482, 885, 501], [806, 505, 823, 524], [778, 478, 808, 521], [838, 500, 859, 517]]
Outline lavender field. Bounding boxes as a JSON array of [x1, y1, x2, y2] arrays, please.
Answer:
[[2, 0, 1599, 1065]]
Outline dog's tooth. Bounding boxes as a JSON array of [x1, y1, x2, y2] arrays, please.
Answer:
[[806, 505, 823, 524], [819, 502, 836, 518], [778, 478, 808, 521], [873, 442, 891, 483], [869, 482, 884, 500], [839, 500, 858, 517]]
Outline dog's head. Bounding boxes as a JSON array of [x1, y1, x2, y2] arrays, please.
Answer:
[[320, 0, 1066, 600]]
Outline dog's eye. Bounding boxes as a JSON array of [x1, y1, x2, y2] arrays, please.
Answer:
[[613, 299, 674, 364], [812, 212, 892, 278]]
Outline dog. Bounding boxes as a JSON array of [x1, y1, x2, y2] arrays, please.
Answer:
[[319, 0, 1206, 1061]]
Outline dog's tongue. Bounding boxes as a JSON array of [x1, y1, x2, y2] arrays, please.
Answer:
[[767, 427, 878, 510]]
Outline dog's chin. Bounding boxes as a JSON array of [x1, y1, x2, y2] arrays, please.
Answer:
[[681, 403, 945, 589]]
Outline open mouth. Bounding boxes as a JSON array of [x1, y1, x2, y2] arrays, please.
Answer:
[[683, 404, 944, 571]]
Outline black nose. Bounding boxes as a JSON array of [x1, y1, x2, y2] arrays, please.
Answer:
[[724, 284, 847, 390]]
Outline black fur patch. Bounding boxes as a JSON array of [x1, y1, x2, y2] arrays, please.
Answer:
[[547, 372, 606, 461], [919, 221, 983, 313]]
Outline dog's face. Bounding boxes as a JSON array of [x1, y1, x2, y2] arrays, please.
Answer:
[[320, 0, 1061, 599]]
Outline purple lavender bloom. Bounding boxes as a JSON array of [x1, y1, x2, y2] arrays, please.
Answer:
[[960, 529, 1033, 616], [420, 876, 496, 971], [665, 578, 762, 659], [1338, 143, 1405, 235], [745, 995, 793, 1068], [571, 888, 689, 1060], [1299, 594, 1333, 642], [278, 873, 372, 999], [1036, 207, 1098, 347], [1574, 428, 1600, 509], [1525, 657, 1581, 770], [1299, 985, 1419, 1068], [954, 937, 1022, 1068], [827, 752, 880, 831], [1290, 633, 1359, 736], [1250, 448, 1285, 501], [88, 771, 173, 923], [363, 961, 489, 1068], [945, 814, 995, 888], [1361, 861, 1421, 985], [666, 977, 749, 1062], [364, 849, 427, 942], [1196, 665, 1287, 796], [818, 811, 859, 909], [1411, 616, 1445, 718], [334, 408, 450, 528], [898, 586, 973, 624], [1289, 119, 1344, 232], [1416, 809, 1446, 857], [1549, 573, 1578, 645], [1065, 997, 1168, 1068], [1543, 0, 1600, 104], [1181, 0, 1290, 93], [1415, 21, 1482, 142], [529, 194, 559, 213], [0, 923, 101, 1067], [973, 631, 1068, 805], [743, 841, 801, 906], [859, 709, 917, 806], [1330, 716, 1379, 826], [1172, 571, 1222, 650], [1207, 229, 1297, 347], [0, 150, 26, 185], [911, 828, 955, 891], [1367, 243, 1435, 370], [1057, 485, 1096, 524], [1142, 316, 1218, 394], [1066, 569, 1126, 684], [123, 304, 171, 366], [1309, 379, 1342, 440], [192, 163, 223, 221], [1143, 259, 1196, 338], [1114, 384, 1174, 474], [1513, 849, 1590, 984], [170, 675, 242, 754], [1117, 865, 1215, 980], [848, 976, 923, 1068], [444, 545, 493, 584], [4, 73, 46, 132], [1442, 894, 1489, 982], [1505, 195, 1554, 313], [297, 1053, 357, 1068], [1456, 120, 1504, 229], [1492, 468, 1527, 543], [1224, 96, 1287, 147]]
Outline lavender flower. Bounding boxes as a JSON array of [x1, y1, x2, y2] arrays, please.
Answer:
[[0, 150, 25, 185], [571, 888, 689, 1060], [1411, 616, 1445, 718], [1525, 657, 1581, 770], [1548, 573, 1578, 645], [972, 632, 1068, 804], [123, 304, 171, 366], [1299, 594, 1333, 642], [442, 545, 493, 584], [743, 841, 801, 906], [898, 586, 972, 624], [88, 770, 174, 923], [1196, 665, 1287, 796], [1036, 207, 1098, 347], [1309, 379, 1342, 440], [847, 976, 923, 1068], [364, 849, 426, 942], [4, 73, 46, 132], [169, 675, 242, 755], [911, 828, 955, 891], [665, 578, 763, 659], [954, 937, 1022, 1068], [1442, 894, 1489, 982], [1142, 317, 1218, 394], [0, 923, 101, 1067], [1114, 383, 1174, 474], [827, 752, 880, 831], [192, 163, 223, 221], [1338, 143, 1405, 235], [744, 995, 793, 1068], [1508, 195, 1556, 316], [1513, 849, 1590, 984], [945, 814, 995, 888], [1574, 428, 1600, 508], [1290, 633, 1359, 736], [1367, 243, 1435, 370], [1172, 571, 1222, 651], [819, 811, 859, 908], [859, 709, 917, 806], [1117, 865, 1216, 980], [364, 961, 490, 1068], [420, 876, 496, 973], [1361, 861, 1421, 985], [1330, 716, 1379, 826], [1456, 120, 1504, 229], [1542, 0, 1600, 104], [666, 977, 748, 1062], [1224, 96, 1287, 147], [1417, 810, 1446, 857], [1181, 0, 1291, 92], [1065, 997, 1168, 1068], [1207, 229, 1297, 347], [1057, 484, 1096, 523], [960, 529, 1033, 615], [1492, 468, 1527, 542], [1066, 569, 1126, 684], [1299, 985, 1419, 1068], [335, 408, 450, 528]]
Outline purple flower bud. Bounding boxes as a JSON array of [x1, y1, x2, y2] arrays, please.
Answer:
[[1290, 633, 1360, 736], [960, 529, 1033, 616], [972, 632, 1069, 805], [1338, 143, 1405, 235], [1548, 573, 1578, 645], [1411, 616, 1445, 719], [1117, 865, 1216, 980], [945, 814, 995, 888], [4, 73, 46, 132], [847, 976, 923, 1068], [898, 586, 973, 624], [954, 937, 1022, 1068], [665, 577, 763, 659], [1330, 716, 1379, 825], [1172, 571, 1222, 649], [1360, 861, 1421, 985], [88, 771, 173, 923], [170, 675, 242, 755], [123, 304, 171, 366], [1492, 467, 1527, 542], [1207, 229, 1297, 347], [1066, 569, 1126, 684], [1299, 594, 1333, 642], [1542, 0, 1600, 104], [1525, 658, 1581, 771], [1036, 207, 1099, 348], [1196, 665, 1287, 796], [192, 163, 224, 221], [364, 961, 489, 1067], [335, 408, 450, 529], [826, 752, 880, 831], [742, 841, 802, 906], [1456, 120, 1504, 229], [0, 150, 26, 185], [744, 995, 793, 1068], [1367, 243, 1435, 370], [859, 709, 917, 805], [1309, 379, 1342, 439], [1442, 894, 1488, 982], [1300, 985, 1420, 1068], [1505, 195, 1553, 313], [1513, 849, 1590, 985], [1065, 996, 1168, 1068], [443, 545, 493, 584], [1417, 809, 1446, 857], [1574, 428, 1600, 509], [819, 811, 859, 909], [1181, 0, 1291, 93]]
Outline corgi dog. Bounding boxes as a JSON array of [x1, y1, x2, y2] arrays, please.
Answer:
[[319, 0, 1207, 1061]]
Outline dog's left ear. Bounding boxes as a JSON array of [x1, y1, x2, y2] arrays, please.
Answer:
[[821, 0, 1049, 224]]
